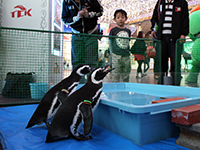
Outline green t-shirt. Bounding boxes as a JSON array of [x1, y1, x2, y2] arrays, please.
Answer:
[[109, 27, 131, 56]]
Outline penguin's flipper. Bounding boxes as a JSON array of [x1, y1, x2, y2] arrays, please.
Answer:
[[79, 101, 93, 136], [58, 89, 69, 103]]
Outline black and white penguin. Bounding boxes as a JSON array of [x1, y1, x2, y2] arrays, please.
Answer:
[[26, 64, 92, 129], [45, 65, 114, 143]]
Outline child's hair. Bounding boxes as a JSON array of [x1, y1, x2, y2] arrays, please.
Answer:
[[114, 9, 127, 18], [137, 31, 144, 38]]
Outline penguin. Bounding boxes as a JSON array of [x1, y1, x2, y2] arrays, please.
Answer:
[[45, 65, 114, 143], [26, 64, 92, 129]]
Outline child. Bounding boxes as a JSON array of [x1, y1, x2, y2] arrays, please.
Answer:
[[130, 31, 147, 78], [109, 9, 131, 82]]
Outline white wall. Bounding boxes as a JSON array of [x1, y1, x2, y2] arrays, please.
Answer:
[[0, 0, 64, 93], [1, 0, 49, 30]]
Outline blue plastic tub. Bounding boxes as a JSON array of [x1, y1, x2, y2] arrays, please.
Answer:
[[94, 83, 200, 145], [29, 83, 48, 100]]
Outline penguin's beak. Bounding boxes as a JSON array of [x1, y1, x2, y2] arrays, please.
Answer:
[[104, 67, 115, 73], [103, 64, 115, 73]]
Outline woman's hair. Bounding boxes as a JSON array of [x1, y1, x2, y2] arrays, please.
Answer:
[[137, 31, 144, 38]]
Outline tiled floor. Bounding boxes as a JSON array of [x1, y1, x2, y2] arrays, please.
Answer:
[[103, 69, 200, 88]]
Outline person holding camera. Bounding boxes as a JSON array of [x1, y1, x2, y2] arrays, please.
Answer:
[[62, 0, 103, 82]]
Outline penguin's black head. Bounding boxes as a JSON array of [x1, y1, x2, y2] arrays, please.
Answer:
[[74, 64, 93, 76], [89, 64, 115, 84]]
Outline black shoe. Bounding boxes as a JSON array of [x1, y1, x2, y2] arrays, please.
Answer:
[[142, 73, 147, 77]]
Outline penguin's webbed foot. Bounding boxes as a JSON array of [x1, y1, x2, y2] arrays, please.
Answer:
[[74, 134, 93, 141]]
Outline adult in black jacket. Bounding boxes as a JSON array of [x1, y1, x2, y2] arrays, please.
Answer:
[[151, 0, 189, 85], [62, 0, 103, 83]]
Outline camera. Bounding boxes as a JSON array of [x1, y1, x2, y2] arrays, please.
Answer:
[[82, 0, 90, 9]]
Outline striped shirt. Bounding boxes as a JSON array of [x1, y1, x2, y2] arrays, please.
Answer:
[[162, 0, 174, 36]]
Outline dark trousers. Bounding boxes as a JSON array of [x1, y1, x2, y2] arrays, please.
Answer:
[[137, 60, 144, 73], [153, 41, 161, 75], [71, 34, 99, 83], [71, 34, 99, 68], [159, 37, 182, 85]]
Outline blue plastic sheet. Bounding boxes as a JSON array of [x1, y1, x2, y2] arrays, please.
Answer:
[[0, 104, 190, 150]]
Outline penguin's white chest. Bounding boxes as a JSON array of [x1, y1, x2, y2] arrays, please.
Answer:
[[69, 87, 102, 136], [47, 95, 62, 122]]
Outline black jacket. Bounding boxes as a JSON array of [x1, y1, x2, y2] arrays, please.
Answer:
[[62, 0, 103, 33], [150, 0, 189, 41]]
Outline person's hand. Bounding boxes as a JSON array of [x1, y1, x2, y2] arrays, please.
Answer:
[[151, 31, 157, 39], [77, 10, 84, 18], [179, 35, 186, 44], [180, 35, 186, 39], [82, 8, 89, 17]]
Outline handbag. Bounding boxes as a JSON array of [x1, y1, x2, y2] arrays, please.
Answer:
[[146, 46, 156, 58]]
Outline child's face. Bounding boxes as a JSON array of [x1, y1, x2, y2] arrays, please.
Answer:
[[114, 12, 127, 27]]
